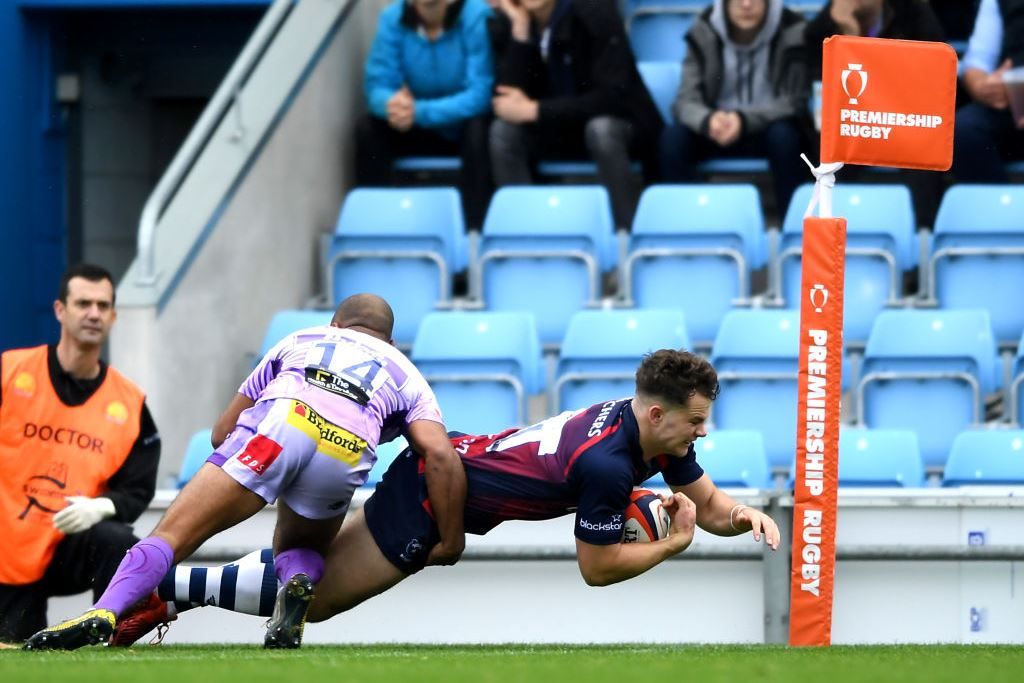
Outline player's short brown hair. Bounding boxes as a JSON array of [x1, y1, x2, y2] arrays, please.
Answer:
[[635, 349, 720, 406]]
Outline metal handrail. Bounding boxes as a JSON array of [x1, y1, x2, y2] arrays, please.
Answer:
[[1010, 373, 1024, 427], [422, 372, 527, 426], [476, 249, 600, 306], [550, 370, 635, 415], [773, 245, 900, 307], [924, 245, 1024, 303], [327, 249, 451, 302], [620, 245, 749, 306], [856, 370, 982, 426], [189, 543, 1024, 563], [135, 0, 295, 285]]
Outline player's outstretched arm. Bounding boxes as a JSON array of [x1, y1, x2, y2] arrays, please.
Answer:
[[407, 419, 466, 566], [574, 492, 696, 586], [676, 475, 781, 550]]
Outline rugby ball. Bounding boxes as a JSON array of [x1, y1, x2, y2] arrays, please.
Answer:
[[622, 489, 671, 543]]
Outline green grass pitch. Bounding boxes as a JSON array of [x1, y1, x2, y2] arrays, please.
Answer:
[[3, 644, 1023, 683]]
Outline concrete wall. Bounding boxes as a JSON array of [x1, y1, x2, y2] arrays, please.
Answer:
[[111, 0, 387, 485]]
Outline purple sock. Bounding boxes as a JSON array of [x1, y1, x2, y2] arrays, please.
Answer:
[[94, 536, 174, 617], [274, 548, 324, 585]]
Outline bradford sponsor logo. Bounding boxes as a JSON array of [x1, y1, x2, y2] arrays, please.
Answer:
[[287, 400, 367, 466], [13, 372, 35, 398], [23, 423, 104, 453], [578, 517, 623, 532], [304, 367, 370, 405], [105, 401, 128, 425]]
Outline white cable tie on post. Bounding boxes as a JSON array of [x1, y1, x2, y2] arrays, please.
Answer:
[[800, 154, 845, 220]]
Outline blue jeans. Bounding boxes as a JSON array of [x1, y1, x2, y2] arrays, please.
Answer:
[[658, 117, 805, 216]]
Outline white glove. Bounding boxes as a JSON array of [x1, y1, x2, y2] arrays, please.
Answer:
[[53, 496, 116, 534]]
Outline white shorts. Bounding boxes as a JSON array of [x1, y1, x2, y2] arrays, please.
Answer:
[[208, 398, 373, 519]]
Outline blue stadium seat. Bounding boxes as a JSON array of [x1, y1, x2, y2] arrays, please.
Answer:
[[411, 311, 544, 434], [698, 430, 771, 489], [1012, 330, 1024, 426], [637, 61, 681, 125], [837, 428, 924, 487], [365, 437, 409, 487], [695, 158, 770, 174], [710, 309, 800, 469], [552, 309, 690, 413], [857, 309, 998, 469], [535, 160, 644, 179], [777, 183, 917, 344], [790, 0, 826, 19], [478, 186, 615, 346], [624, 184, 766, 346], [392, 157, 460, 172], [178, 428, 214, 488], [928, 185, 1024, 346], [628, 10, 694, 62], [625, 0, 706, 11], [259, 309, 334, 358], [942, 429, 1024, 486], [328, 188, 468, 346]]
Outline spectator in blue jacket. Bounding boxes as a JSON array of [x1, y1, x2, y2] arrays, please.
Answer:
[[357, 0, 494, 228]]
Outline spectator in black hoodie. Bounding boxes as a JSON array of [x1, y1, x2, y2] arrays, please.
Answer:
[[488, 0, 663, 229]]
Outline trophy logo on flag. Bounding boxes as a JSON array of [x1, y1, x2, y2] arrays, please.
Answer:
[[809, 284, 830, 313], [841, 63, 868, 105]]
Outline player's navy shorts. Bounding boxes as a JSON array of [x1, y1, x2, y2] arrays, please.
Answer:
[[363, 431, 467, 575], [363, 445, 438, 575]]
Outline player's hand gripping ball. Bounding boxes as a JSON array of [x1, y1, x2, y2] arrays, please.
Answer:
[[621, 489, 671, 543]]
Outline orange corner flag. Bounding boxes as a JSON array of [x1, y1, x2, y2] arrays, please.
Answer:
[[820, 36, 957, 171]]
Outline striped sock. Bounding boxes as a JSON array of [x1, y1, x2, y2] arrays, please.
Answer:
[[157, 548, 279, 617]]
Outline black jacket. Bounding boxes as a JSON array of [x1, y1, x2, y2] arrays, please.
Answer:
[[805, 0, 945, 79], [489, 0, 663, 144]]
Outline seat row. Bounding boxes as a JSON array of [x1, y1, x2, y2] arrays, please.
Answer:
[[256, 307, 1024, 473], [326, 183, 1024, 349]]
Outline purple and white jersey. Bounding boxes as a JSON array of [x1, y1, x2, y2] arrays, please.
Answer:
[[240, 326, 442, 453]]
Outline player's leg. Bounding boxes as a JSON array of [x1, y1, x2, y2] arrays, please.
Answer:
[[263, 502, 345, 648], [310, 447, 440, 622], [110, 549, 279, 646], [307, 507, 408, 622]]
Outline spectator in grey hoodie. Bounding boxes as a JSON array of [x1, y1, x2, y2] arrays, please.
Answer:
[[658, 0, 810, 215]]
